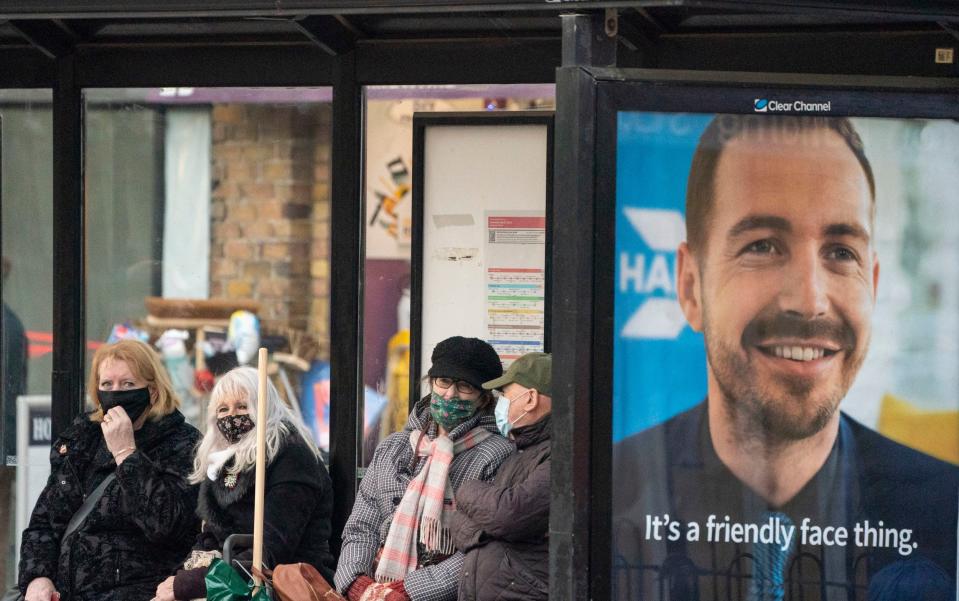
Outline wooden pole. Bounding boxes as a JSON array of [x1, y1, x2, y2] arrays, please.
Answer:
[[252, 347, 269, 591]]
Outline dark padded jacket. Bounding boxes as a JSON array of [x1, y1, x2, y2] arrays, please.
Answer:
[[173, 430, 336, 600], [18, 410, 200, 601], [451, 414, 551, 601]]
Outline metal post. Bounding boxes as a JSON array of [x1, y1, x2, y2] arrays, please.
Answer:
[[51, 52, 84, 437], [328, 49, 364, 552], [561, 11, 617, 69], [551, 12, 614, 601]]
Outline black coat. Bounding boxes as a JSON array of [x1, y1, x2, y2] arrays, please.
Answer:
[[451, 414, 551, 601], [18, 410, 201, 601], [173, 431, 336, 600]]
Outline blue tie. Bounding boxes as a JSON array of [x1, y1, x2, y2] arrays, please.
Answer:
[[749, 512, 795, 601]]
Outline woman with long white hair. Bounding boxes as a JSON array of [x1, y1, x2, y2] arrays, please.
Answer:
[[153, 367, 335, 601]]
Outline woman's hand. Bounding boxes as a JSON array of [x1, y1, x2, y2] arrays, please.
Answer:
[[152, 575, 176, 601], [357, 581, 409, 601], [100, 406, 136, 464], [347, 575, 374, 601], [25, 576, 58, 601]]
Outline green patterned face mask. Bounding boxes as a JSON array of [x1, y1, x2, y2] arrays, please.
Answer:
[[429, 391, 477, 431]]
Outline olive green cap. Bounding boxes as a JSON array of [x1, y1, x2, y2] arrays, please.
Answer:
[[482, 352, 551, 396]]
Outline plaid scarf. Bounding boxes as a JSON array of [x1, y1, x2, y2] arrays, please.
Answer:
[[374, 426, 491, 583]]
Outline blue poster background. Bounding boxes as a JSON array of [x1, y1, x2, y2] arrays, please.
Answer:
[[613, 112, 712, 442]]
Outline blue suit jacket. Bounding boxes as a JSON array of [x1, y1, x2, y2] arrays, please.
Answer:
[[612, 402, 958, 600]]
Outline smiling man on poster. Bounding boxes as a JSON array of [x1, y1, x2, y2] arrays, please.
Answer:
[[613, 114, 958, 600]]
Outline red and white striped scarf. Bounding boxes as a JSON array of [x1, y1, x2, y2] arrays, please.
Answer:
[[374, 427, 491, 583]]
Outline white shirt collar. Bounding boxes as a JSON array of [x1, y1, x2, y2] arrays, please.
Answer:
[[207, 447, 236, 481]]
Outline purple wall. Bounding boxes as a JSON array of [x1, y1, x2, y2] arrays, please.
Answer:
[[363, 258, 411, 390]]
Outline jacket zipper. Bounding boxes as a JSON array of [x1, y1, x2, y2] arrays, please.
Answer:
[[115, 550, 121, 585]]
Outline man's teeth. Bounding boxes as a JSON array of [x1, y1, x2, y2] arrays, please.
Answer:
[[772, 346, 825, 361]]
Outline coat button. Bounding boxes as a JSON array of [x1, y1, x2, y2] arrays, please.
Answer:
[[60, 480, 67, 485], [392, 496, 401, 505]]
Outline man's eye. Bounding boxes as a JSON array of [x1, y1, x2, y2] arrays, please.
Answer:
[[827, 246, 858, 262], [742, 239, 778, 255]]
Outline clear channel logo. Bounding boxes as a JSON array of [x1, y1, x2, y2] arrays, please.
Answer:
[[753, 97, 831, 113]]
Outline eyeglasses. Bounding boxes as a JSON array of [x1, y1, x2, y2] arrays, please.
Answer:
[[432, 377, 479, 395]]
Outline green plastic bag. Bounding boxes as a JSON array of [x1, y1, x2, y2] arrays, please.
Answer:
[[205, 557, 272, 601]]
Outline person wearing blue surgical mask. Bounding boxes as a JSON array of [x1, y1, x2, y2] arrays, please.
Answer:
[[450, 352, 553, 601], [494, 386, 533, 438]]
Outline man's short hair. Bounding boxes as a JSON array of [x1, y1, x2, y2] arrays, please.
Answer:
[[685, 115, 876, 256]]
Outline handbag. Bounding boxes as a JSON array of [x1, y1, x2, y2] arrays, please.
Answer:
[[255, 564, 345, 601], [4, 473, 117, 601]]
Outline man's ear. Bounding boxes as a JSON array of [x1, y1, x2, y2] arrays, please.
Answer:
[[871, 254, 880, 302], [524, 389, 539, 412], [149, 385, 159, 404], [677, 242, 704, 332]]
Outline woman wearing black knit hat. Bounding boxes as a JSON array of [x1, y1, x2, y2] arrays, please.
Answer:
[[334, 336, 514, 601]]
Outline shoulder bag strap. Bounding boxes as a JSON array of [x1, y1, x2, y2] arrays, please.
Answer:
[[63, 472, 117, 540]]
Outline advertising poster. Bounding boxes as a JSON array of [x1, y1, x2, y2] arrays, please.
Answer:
[[366, 99, 430, 260], [612, 112, 959, 599]]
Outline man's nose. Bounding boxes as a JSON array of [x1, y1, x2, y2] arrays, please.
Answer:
[[442, 386, 457, 400], [779, 249, 829, 318]]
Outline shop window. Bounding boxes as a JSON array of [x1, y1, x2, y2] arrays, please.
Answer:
[[82, 88, 333, 448]]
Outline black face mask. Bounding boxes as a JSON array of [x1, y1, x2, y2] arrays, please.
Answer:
[[216, 414, 255, 444], [99, 387, 153, 424]]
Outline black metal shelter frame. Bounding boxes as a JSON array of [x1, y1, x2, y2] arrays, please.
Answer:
[[1, 2, 957, 599]]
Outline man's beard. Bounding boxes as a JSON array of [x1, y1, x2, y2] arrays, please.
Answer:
[[704, 309, 866, 444]]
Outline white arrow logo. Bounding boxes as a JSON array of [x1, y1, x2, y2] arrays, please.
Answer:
[[621, 207, 689, 340], [622, 298, 688, 339], [623, 207, 685, 252]]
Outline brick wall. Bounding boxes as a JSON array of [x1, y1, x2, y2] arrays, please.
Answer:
[[209, 103, 331, 358]]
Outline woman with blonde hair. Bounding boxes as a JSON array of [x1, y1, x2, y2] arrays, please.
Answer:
[[153, 366, 335, 601], [18, 339, 201, 601]]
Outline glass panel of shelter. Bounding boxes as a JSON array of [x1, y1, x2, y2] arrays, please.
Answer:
[[0, 89, 54, 592], [359, 84, 555, 469], [0, 86, 557, 587], [80, 87, 334, 445]]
